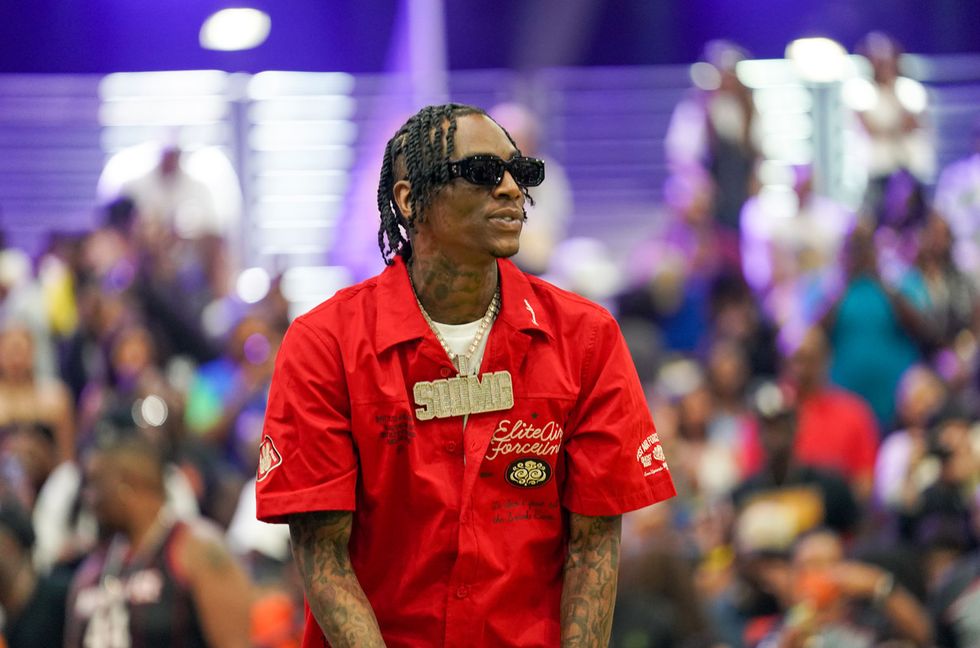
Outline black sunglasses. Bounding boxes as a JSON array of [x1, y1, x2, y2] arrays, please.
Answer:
[[446, 155, 545, 188]]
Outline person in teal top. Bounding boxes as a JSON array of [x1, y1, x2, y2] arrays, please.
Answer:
[[821, 224, 931, 431]]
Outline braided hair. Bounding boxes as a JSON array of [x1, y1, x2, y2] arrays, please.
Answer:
[[376, 103, 530, 264]]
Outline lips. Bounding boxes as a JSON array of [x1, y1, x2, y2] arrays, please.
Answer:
[[488, 208, 524, 230]]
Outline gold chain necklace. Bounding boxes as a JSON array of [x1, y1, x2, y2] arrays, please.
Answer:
[[410, 274, 500, 375]]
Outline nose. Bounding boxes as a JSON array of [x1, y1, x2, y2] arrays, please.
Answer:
[[493, 169, 524, 202]]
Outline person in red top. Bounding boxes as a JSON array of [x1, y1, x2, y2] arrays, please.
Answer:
[[255, 103, 676, 647], [742, 327, 879, 501]]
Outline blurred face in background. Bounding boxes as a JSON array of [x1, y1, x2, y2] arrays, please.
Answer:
[[843, 225, 878, 279], [110, 326, 156, 383], [707, 339, 749, 401], [786, 328, 828, 394], [0, 327, 35, 382], [1, 425, 56, 495], [933, 419, 976, 485], [896, 365, 945, 429], [82, 451, 128, 533], [919, 215, 953, 263], [791, 531, 845, 616]]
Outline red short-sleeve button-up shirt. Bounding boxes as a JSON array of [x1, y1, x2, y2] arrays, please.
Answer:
[[256, 256, 675, 648]]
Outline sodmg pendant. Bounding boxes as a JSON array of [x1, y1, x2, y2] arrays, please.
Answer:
[[413, 370, 514, 421]]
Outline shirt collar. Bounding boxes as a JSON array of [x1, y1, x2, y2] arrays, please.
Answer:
[[375, 256, 554, 353]]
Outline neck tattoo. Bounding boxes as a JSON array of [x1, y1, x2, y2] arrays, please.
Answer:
[[408, 270, 514, 420]]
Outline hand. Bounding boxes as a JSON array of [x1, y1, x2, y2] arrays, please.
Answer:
[[827, 562, 886, 599]]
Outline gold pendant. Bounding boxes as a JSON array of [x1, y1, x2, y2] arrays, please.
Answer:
[[413, 370, 514, 421]]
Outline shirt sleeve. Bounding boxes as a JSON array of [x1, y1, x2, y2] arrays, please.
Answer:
[[561, 312, 676, 516], [255, 318, 357, 523]]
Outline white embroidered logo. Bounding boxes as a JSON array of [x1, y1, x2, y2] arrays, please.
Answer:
[[636, 432, 668, 476], [256, 435, 283, 482], [524, 299, 538, 326], [486, 418, 563, 461]]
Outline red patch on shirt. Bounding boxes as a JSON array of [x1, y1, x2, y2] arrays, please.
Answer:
[[256, 435, 283, 482]]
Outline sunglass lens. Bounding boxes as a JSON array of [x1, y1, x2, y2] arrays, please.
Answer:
[[461, 158, 500, 185], [511, 158, 545, 186]]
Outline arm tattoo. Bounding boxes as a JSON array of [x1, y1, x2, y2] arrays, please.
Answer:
[[561, 514, 622, 647], [289, 511, 385, 647]]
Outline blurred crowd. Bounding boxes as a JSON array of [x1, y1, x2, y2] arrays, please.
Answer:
[[0, 32, 978, 648]]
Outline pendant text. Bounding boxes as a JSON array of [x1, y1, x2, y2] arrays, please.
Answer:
[[413, 370, 515, 420]]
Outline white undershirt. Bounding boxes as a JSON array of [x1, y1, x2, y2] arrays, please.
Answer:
[[431, 319, 493, 376], [431, 318, 495, 438]]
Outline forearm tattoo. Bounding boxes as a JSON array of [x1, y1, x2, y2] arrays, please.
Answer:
[[560, 514, 622, 647], [289, 511, 385, 647]]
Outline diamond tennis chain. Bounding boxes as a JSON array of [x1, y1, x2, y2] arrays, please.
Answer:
[[410, 275, 500, 375]]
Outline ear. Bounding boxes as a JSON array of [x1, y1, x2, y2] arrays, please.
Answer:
[[392, 179, 412, 221]]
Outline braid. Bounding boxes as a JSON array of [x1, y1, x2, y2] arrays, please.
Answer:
[[376, 103, 534, 264]]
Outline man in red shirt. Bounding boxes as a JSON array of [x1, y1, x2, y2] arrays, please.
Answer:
[[742, 327, 879, 501], [255, 103, 675, 647]]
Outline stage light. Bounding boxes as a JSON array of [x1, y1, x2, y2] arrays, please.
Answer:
[[786, 37, 850, 83], [200, 8, 271, 51]]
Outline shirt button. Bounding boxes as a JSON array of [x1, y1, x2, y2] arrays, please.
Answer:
[[440, 367, 451, 377], [445, 441, 457, 453], [455, 585, 469, 599]]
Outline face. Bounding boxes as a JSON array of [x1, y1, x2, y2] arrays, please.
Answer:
[[787, 329, 827, 389], [0, 328, 34, 380], [921, 216, 952, 257], [897, 367, 943, 427], [407, 113, 526, 263], [2, 428, 56, 491], [82, 452, 127, 532], [708, 340, 748, 398], [111, 326, 154, 379]]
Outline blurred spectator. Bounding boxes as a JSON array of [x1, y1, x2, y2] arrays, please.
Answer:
[[732, 382, 860, 536], [489, 102, 573, 276], [666, 40, 761, 233], [0, 498, 69, 648], [896, 411, 980, 546], [617, 171, 731, 357], [705, 337, 752, 444], [77, 323, 184, 455], [613, 506, 713, 647], [65, 434, 251, 648], [740, 165, 855, 349], [0, 422, 57, 507], [899, 214, 980, 398], [617, 247, 709, 357], [874, 365, 949, 511], [58, 274, 138, 407], [0, 324, 75, 463], [185, 314, 280, 478], [933, 118, 980, 275], [758, 528, 932, 647], [670, 361, 742, 502], [226, 477, 291, 578], [850, 32, 935, 222], [743, 328, 879, 502], [121, 144, 223, 243], [930, 546, 980, 647], [0, 247, 57, 379], [709, 273, 780, 380], [822, 223, 931, 429], [659, 168, 732, 278]]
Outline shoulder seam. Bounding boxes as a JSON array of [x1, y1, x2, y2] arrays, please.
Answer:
[[292, 318, 344, 369]]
